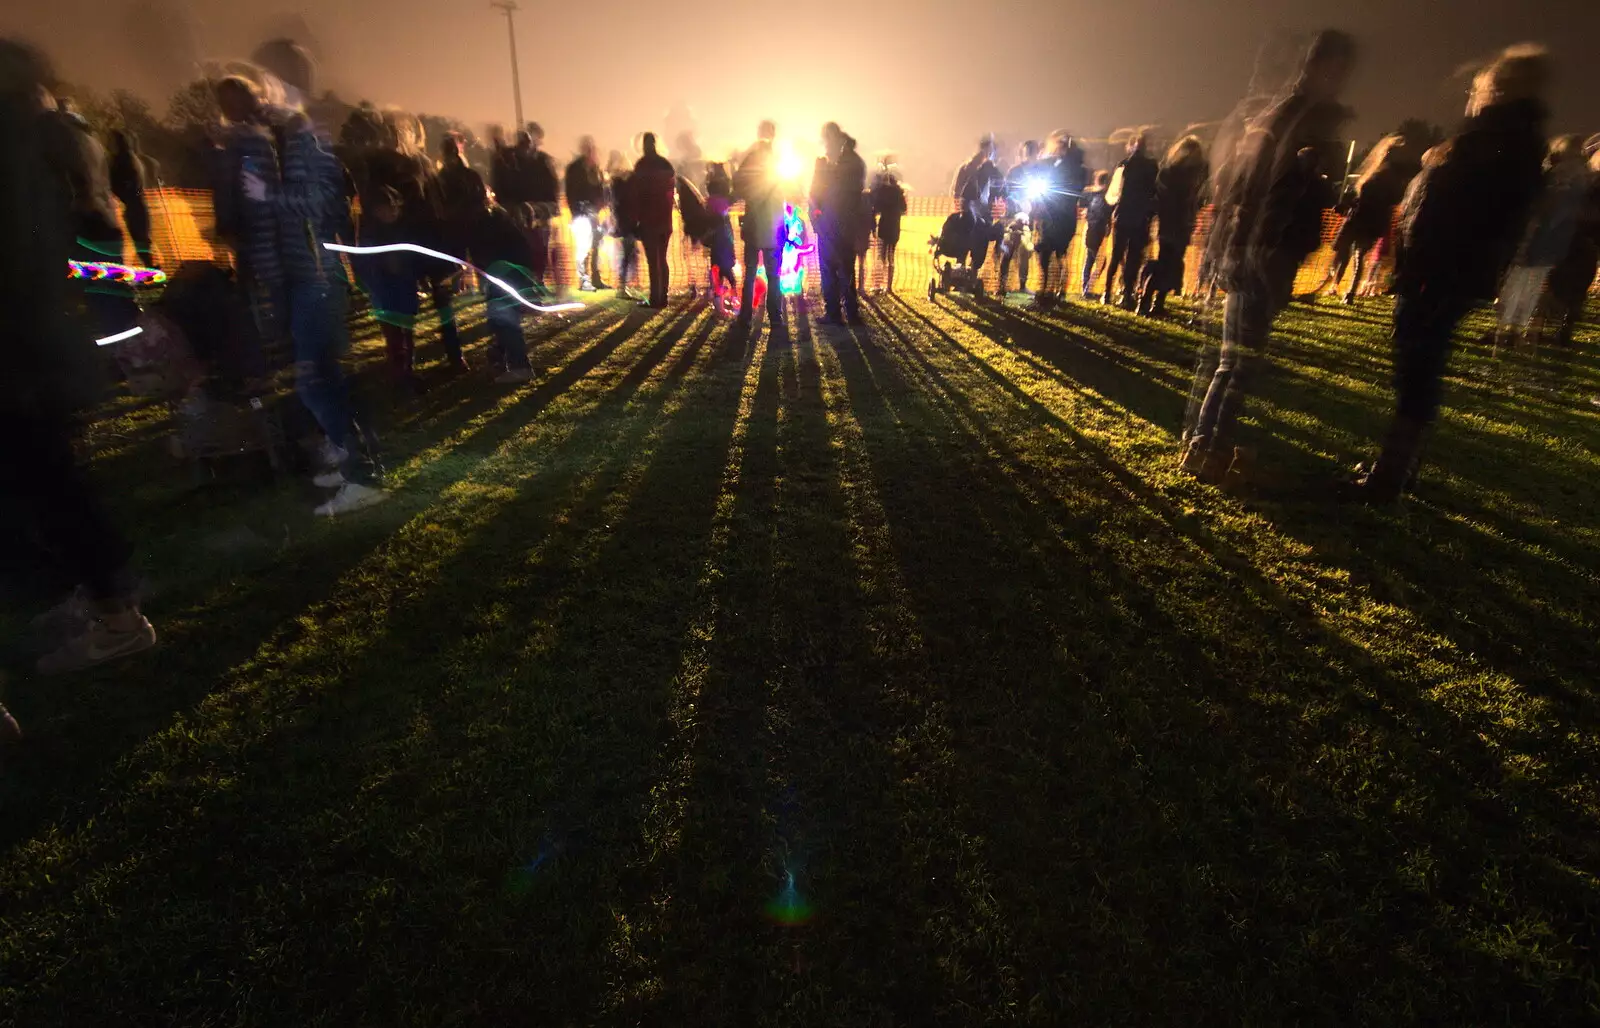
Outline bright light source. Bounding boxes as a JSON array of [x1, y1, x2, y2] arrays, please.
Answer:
[[776, 140, 805, 182], [1024, 178, 1049, 202]]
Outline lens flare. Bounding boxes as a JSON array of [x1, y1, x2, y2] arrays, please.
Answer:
[[775, 139, 806, 182]]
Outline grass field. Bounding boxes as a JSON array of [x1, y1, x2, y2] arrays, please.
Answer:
[[2, 289, 1599, 1025]]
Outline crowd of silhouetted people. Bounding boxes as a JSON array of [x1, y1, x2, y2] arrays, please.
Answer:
[[1, 27, 1596, 694]]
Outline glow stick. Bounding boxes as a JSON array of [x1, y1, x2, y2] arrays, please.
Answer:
[[323, 243, 586, 314], [96, 325, 144, 346], [69, 260, 167, 286]]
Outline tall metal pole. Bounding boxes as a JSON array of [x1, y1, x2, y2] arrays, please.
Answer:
[[491, 1, 524, 129]]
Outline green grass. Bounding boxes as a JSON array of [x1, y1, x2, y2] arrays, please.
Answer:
[[2, 289, 1599, 1025]]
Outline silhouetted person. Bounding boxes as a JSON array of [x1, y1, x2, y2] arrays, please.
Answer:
[[2, 38, 156, 675], [1103, 131, 1160, 308], [516, 123, 559, 285], [1079, 169, 1112, 297], [1034, 131, 1087, 299], [108, 130, 153, 264], [1183, 29, 1357, 486], [42, 89, 133, 338], [951, 134, 1002, 270], [470, 198, 541, 384], [871, 160, 906, 293], [437, 133, 487, 265], [607, 150, 640, 300], [816, 122, 866, 325], [1138, 135, 1208, 316], [565, 136, 608, 291], [1545, 137, 1600, 347], [1000, 140, 1041, 294], [632, 132, 676, 308], [1317, 133, 1413, 303], [705, 161, 737, 313], [1356, 45, 1549, 502], [733, 120, 787, 333], [488, 124, 518, 208]]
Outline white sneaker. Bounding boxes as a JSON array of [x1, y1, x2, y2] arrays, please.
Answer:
[[494, 367, 533, 385], [314, 482, 389, 517], [312, 469, 347, 488], [318, 440, 348, 469], [37, 610, 157, 675]]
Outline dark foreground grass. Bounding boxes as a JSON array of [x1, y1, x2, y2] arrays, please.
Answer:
[[2, 290, 1598, 1025]]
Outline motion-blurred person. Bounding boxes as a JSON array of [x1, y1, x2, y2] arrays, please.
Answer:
[[1, 39, 156, 674], [42, 88, 136, 338], [1102, 131, 1160, 309], [517, 123, 560, 285], [1033, 132, 1087, 300], [108, 130, 153, 264], [1079, 169, 1112, 298], [470, 197, 542, 384], [1137, 135, 1208, 316], [488, 124, 518, 207], [632, 132, 676, 309], [565, 136, 609, 291], [1544, 136, 1600, 347], [1183, 30, 1356, 485], [871, 159, 906, 293], [240, 39, 386, 515], [1495, 133, 1593, 347], [437, 133, 487, 262], [1313, 133, 1413, 303], [607, 150, 640, 300], [816, 123, 866, 325], [705, 161, 738, 314], [1356, 45, 1550, 502], [951, 134, 1003, 271], [734, 121, 787, 333], [999, 140, 1042, 295]]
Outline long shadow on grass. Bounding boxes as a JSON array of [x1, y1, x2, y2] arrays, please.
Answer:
[[0, 304, 737, 1025], [0, 305, 654, 855], [852, 302, 1600, 1021]]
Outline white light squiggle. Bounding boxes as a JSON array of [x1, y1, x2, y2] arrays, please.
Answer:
[[96, 326, 144, 347], [323, 242, 587, 314]]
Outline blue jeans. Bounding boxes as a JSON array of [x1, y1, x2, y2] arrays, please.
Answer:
[[486, 300, 529, 370], [290, 279, 378, 483]]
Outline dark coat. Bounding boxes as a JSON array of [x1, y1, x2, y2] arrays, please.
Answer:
[[518, 147, 559, 208], [735, 142, 784, 248], [564, 156, 605, 213], [1110, 151, 1160, 222], [437, 157, 487, 227], [631, 152, 676, 235], [1210, 90, 1350, 294], [872, 177, 907, 244], [1153, 158, 1207, 247], [1396, 98, 1547, 301], [952, 154, 1002, 219], [1343, 162, 1411, 243], [817, 148, 866, 244]]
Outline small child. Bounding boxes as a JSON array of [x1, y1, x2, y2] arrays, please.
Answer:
[[358, 186, 423, 388], [870, 168, 907, 293], [705, 162, 738, 315], [1079, 170, 1113, 298], [471, 203, 541, 384]]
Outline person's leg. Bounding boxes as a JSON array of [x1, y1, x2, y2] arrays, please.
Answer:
[[588, 216, 609, 288], [1366, 293, 1466, 499], [1081, 241, 1100, 296], [1189, 288, 1274, 452], [646, 234, 669, 306], [489, 303, 530, 373], [819, 239, 842, 320], [430, 275, 463, 363], [1122, 218, 1150, 307], [841, 248, 861, 322], [529, 224, 551, 286], [1343, 248, 1366, 303], [762, 247, 786, 330], [292, 280, 380, 485], [619, 235, 640, 297], [971, 221, 991, 272], [738, 237, 758, 320], [999, 250, 1013, 293], [1104, 224, 1129, 300], [4, 412, 156, 674], [571, 214, 595, 290]]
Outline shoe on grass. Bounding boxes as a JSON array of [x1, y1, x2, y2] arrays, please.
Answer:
[[31, 585, 91, 639], [314, 482, 389, 517], [312, 468, 347, 488], [318, 439, 348, 470], [36, 607, 156, 675], [495, 367, 533, 385]]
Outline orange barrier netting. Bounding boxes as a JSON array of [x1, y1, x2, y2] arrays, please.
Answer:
[[131, 188, 1586, 306]]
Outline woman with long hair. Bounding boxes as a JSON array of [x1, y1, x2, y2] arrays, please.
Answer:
[[1315, 133, 1414, 303]]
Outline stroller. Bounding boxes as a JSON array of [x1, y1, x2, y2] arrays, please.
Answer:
[[114, 261, 288, 479], [927, 209, 996, 302]]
